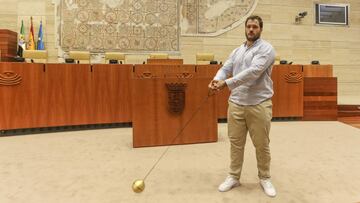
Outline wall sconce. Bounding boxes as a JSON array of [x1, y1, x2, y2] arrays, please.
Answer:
[[295, 11, 307, 24]]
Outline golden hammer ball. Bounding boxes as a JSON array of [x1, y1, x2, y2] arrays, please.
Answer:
[[132, 179, 145, 193]]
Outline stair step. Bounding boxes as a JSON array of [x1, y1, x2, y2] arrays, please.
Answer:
[[338, 105, 360, 117]]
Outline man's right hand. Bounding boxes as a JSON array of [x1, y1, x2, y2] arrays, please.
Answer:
[[208, 80, 218, 95]]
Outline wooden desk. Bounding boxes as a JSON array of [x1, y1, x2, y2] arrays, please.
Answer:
[[302, 65, 337, 120], [91, 64, 132, 124], [0, 62, 339, 131], [45, 63, 133, 126], [44, 64, 93, 126], [303, 77, 337, 120], [303, 65, 333, 77], [0, 62, 46, 129], [0, 63, 133, 130], [147, 58, 183, 65], [0, 29, 17, 62]]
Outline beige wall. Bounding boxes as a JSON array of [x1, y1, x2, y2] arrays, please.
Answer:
[[0, 0, 359, 102]]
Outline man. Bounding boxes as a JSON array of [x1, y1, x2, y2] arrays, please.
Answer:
[[208, 15, 276, 197]]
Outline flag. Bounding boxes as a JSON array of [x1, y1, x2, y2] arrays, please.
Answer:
[[17, 20, 26, 57], [27, 17, 35, 50], [37, 20, 45, 50]]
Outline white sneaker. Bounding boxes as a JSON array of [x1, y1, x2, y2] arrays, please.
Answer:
[[260, 179, 276, 197], [218, 176, 240, 192]]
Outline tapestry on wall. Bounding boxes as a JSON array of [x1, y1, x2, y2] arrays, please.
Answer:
[[60, 0, 179, 52], [181, 0, 257, 36]]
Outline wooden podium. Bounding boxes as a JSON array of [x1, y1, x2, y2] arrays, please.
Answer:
[[302, 65, 337, 120], [272, 65, 304, 117], [0, 29, 17, 62], [131, 65, 218, 147], [196, 64, 230, 119]]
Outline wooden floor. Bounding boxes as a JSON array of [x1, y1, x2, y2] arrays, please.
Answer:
[[338, 117, 360, 129]]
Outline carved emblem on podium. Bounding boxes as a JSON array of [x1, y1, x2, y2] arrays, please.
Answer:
[[177, 72, 193, 79], [284, 71, 302, 83], [0, 71, 22, 86], [166, 83, 187, 115], [138, 71, 155, 78]]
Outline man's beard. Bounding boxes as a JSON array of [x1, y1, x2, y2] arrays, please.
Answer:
[[246, 32, 260, 42]]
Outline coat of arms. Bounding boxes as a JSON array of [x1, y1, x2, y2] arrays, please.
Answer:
[[166, 83, 187, 115]]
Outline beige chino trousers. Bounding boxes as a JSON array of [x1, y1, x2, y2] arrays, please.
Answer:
[[227, 99, 272, 180]]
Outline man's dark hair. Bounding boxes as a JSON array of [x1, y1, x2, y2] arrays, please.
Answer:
[[245, 15, 263, 29]]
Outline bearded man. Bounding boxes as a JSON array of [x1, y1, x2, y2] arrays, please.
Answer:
[[208, 15, 276, 197]]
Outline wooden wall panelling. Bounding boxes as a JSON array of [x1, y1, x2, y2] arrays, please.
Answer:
[[91, 64, 133, 124], [303, 77, 338, 120], [0, 62, 46, 130], [303, 65, 333, 77], [132, 65, 217, 147], [272, 65, 304, 117], [45, 64, 93, 126]]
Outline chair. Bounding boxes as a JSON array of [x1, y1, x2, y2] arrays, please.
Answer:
[[105, 52, 125, 64], [69, 51, 90, 64], [149, 53, 169, 59], [196, 53, 214, 64], [23, 50, 48, 63]]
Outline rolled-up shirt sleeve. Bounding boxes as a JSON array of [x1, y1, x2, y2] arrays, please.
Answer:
[[225, 44, 275, 90]]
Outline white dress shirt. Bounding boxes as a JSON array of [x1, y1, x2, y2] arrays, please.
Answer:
[[214, 38, 276, 105]]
